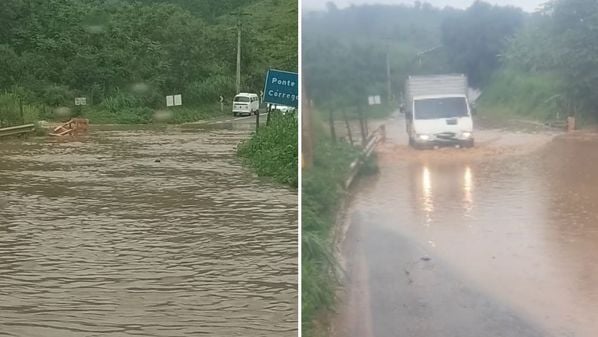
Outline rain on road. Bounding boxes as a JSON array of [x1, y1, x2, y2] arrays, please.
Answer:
[[334, 115, 598, 337]]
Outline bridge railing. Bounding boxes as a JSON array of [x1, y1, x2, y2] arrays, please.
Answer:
[[344, 124, 386, 189], [0, 124, 35, 138]]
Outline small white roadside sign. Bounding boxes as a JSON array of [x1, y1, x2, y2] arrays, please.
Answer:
[[75, 97, 87, 106], [368, 95, 382, 105], [166, 94, 182, 107]]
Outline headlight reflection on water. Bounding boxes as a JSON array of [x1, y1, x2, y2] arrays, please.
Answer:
[[422, 166, 434, 226], [420, 165, 475, 226], [463, 166, 474, 217]]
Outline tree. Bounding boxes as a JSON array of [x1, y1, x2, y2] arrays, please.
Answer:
[[441, 1, 524, 86], [0, 0, 297, 109], [551, 0, 598, 114]]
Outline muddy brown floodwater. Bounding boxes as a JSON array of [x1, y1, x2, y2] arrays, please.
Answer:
[[0, 123, 297, 337], [335, 114, 598, 337]]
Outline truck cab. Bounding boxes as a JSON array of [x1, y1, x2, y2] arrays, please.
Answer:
[[405, 74, 474, 148]]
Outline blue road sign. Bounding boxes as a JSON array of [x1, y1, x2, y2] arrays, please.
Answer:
[[263, 69, 298, 108]]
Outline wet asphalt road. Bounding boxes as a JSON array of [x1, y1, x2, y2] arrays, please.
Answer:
[[334, 114, 598, 337]]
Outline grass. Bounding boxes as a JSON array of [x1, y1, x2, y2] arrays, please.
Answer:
[[0, 92, 45, 127], [477, 68, 564, 122], [237, 112, 298, 187], [470, 67, 598, 129], [302, 137, 361, 336], [2, 91, 229, 126], [83, 103, 225, 124]]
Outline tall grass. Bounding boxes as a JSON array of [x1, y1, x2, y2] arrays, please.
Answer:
[[168, 104, 225, 124], [237, 113, 298, 187], [2, 87, 229, 126], [478, 68, 564, 121], [302, 139, 360, 336], [0, 92, 43, 127], [84, 103, 224, 124]]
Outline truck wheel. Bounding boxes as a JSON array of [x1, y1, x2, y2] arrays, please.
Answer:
[[410, 138, 423, 150], [464, 139, 474, 148]]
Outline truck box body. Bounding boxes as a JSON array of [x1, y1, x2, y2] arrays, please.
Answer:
[[405, 74, 468, 112]]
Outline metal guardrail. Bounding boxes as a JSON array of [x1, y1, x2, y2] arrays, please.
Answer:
[[345, 124, 386, 189], [0, 124, 35, 138]]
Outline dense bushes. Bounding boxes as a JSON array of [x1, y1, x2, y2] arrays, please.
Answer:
[[477, 0, 598, 122], [478, 69, 564, 120], [0, 92, 44, 127], [237, 113, 298, 187], [0, 0, 297, 124]]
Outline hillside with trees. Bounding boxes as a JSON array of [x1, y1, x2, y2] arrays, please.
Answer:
[[304, 0, 598, 123], [482, 0, 598, 121], [303, 3, 455, 110], [0, 0, 297, 125]]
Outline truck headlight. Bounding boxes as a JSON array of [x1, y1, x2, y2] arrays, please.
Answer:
[[418, 134, 430, 141], [462, 132, 472, 138]]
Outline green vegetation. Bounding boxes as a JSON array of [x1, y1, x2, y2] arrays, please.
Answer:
[[82, 104, 223, 124], [477, 69, 565, 121], [0, 0, 297, 126], [303, 2, 524, 104], [237, 113, 298, 187], [302, 137, 360, 335], [305, 0, 598, 124], [481, 0, 598, 122], [303, 4, 453, 114], [0, 92, 46, 127], [441, 2, 524, 87]]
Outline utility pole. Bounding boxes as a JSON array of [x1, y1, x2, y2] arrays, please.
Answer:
[[236, 17, 242, 94], [386, 51, 392, 105], [302, 87, 314, 169]]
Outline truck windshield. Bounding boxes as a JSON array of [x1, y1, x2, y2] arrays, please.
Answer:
[[414, 97, 468, 120], [234, 96, 250, 102]]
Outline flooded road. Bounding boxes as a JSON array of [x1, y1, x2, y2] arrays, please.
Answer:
[[334, 114, 598, 337], [0, 119, 297, 337]]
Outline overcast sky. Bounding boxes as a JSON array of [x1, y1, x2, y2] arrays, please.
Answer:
[[302, 0, 547, 12]]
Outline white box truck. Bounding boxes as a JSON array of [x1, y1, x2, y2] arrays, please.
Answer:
[[404, 74, 474, 148]]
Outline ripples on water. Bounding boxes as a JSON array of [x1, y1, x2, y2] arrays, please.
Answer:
[[0, 128, 297, 337]]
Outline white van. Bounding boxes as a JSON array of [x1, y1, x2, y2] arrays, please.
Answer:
[[405, 75, 474, 148], [232, 93, 260, 116]]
